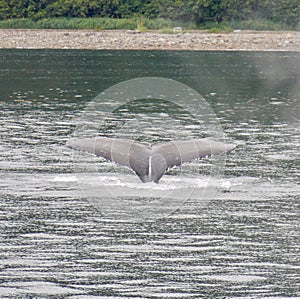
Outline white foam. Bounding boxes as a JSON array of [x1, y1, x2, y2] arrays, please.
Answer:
[[52, 176, 78, 182]]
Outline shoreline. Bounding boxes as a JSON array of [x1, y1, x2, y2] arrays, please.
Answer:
[[0, 29, 299, 51]]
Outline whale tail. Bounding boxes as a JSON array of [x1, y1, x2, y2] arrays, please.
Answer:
[[66, 137, 236, 183]]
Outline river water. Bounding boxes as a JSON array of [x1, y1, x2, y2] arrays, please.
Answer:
[[0, 50, 299, 298]]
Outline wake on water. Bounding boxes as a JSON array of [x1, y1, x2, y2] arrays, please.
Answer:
[[1, 169, 261, 221], [51, 172, 229, 220], [50, 173, 263, 220]]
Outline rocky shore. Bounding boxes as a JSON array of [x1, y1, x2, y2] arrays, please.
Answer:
[[0, 29, 299, 51]]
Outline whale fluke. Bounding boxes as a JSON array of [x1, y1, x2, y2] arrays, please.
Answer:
[[66, 137, 236, 183]]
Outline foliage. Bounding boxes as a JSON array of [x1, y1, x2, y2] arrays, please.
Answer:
[[0, 0, 298, 29], [0, 17, 181, 30], [225, 18, 292, 31]]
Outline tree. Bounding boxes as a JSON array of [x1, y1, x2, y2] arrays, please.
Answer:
[[0, 0, 298, 28]]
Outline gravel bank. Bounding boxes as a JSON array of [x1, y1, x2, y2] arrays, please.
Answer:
[[0, 29, 299, 51]]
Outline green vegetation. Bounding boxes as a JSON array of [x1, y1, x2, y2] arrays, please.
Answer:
[[225, 19, 293, 31], [0, 17, 185, 30], [0, 0, 298, 30]]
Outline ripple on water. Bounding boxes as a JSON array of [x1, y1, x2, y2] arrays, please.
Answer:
[[0, 50, 299, 298]]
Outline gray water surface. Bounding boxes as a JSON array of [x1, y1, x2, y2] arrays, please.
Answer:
[[0, 50, 299, 298]]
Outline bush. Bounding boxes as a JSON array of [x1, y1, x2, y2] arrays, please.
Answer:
[[225, 19, 292, 31], [0, 0, 298, 29], [0, 17, 296, 31]]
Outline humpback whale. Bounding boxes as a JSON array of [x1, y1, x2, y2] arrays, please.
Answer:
[[66, 137, 236, 183]]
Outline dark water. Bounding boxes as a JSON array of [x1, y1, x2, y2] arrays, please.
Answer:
[[0, 50, 299, 298]]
